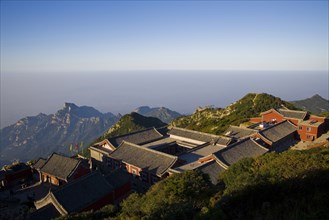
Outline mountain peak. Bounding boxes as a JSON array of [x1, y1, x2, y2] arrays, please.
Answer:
[[133, 106, 181, 123], [63, 102, 78, 109], [1, 104, 120, 165], [291, 94, 329, 114], [133, 106, 151, 115], [311, 94, 324, 99]]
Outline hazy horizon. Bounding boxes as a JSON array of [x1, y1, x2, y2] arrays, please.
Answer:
[[1, 70, 328, 128], [1, 1, 328, 128]]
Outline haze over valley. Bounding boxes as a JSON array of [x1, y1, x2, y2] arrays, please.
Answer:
[[1, 70, 328, 128]]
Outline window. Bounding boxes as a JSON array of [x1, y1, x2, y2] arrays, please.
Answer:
[[131, 168, 138, 176], [298, 126, 303, 130], [306, 127, 311, 132], [307, 135, 313, 140]]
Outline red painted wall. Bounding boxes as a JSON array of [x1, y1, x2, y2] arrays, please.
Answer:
[[298, 125, 320, 141]]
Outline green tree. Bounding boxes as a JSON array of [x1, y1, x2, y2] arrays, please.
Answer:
[[120, 170, 211, 220]]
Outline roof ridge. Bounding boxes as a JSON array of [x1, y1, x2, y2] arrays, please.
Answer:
[[213, 158, 229, 170], [229, 125, 257, 131], [277, 108, 307, 114], [107, 127, 157, 140], [212, 155, 229, 169], [310, 115, 326, 119], [66, 160, 82, 180], [119, 141, 178, 160], [50, 190, 68, 215], [152, 127, 164, 138], [97, 139, 112, 147], [250, 138, 270, 151], [260, 108, 283, 117], [256, 132, 273, 145], [216, 136, 233, 146], [171, 126, 222, 138], [259, 119, 289, 132], [218, 135, 232, 140], [286, 119, 297, 128], [220, 137, 250, 149], [159, 155, 178, 176]]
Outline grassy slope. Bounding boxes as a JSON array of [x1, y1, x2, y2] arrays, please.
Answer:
[[201, 146, 329, 220], [172, 93, 296, 134]]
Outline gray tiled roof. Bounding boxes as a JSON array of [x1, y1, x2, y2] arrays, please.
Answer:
[[214, 138, 268, 166], [216, 136, 233, 146], [277, 108, 307, 120], [197, 160, 226, 185], [32, 158, 47, 170], [179, 144, 226, 164], [169, 127, 232, 145], [89, 145, 113, 154], [224, 125, 257, 139], [40, 153, 80, 180], [109, 141, 178, 177], [105, 169, 131, 189], [156, 126, 170, 136], [52, 171, 114, 213], [108, 127, 163, 147], [259, 120, 296, 143], [29, 204, 60, 220]]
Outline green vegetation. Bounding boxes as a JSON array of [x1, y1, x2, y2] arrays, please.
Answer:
[[119, 170, 211, 220], [172, 93, 296, 134], [55, 204, 117, 220], [319, 112, 329, 118], [103, 112, 166, 139], [201, 147, 329, 219]]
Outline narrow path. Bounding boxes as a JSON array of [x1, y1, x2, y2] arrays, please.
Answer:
[[252, 94, 259, 108]]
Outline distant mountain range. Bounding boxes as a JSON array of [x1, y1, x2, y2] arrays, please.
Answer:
[[290, 94, 329, 114], [1, 94, 327, 167], [0, 104, 180, 167], [0, 103, 120, 166], [133, 106, 182, 123]]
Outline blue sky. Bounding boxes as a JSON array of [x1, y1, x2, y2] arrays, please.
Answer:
[[0, 1, 328, 128], [1, 1, 328, 72]]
